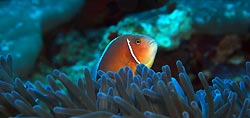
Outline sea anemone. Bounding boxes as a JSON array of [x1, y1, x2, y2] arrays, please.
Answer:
[[0, 54, 249, 117]]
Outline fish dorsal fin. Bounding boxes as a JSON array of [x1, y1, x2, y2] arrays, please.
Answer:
[[126, 38, 141, 64], [91, 63, 98, 81]]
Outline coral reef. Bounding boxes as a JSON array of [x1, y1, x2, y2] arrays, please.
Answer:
[[102, 7, 192, 50], [75, 0, 173, 28], [1, 1, 249, 117], [102, 0, 250, 51], [52, 31, 102, 68], [174, 0, 250, 34], [0, 0, 84, 77], [33, 30, 105, 84], [51, 30, 103, 83], [0, 54, 249, 117], [214, 35, 242, 65]]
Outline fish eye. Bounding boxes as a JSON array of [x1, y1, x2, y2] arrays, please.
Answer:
[[135, 39, 141, 45]]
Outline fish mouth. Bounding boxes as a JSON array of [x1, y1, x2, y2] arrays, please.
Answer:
[[149, 40, 156, 45], [149, 40, 158, 51], [149, 41, 157, 45], [144, 40, 158, 68]]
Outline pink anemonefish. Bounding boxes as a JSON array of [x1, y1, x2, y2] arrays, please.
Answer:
[[97, 34, 158, 76]]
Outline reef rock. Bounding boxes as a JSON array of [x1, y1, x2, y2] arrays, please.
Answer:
[[0, 0, 84, 77]]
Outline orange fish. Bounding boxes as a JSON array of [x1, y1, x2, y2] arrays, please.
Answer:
[[97, 34, 158, 74]]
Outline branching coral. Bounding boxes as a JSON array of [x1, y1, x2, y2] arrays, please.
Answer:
[[0, 54, 250, 117]]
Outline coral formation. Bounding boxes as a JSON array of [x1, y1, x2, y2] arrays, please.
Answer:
[[102, 0, 250, 51], [214, 35, 242, 64], [0, 0, 84, 77], [175, 0, 250, 34], [0, 54, 249, 117], [52, 31, 103, 83], [103, 7, 192, 50]]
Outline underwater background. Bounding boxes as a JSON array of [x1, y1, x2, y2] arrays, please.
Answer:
[[0, 0, 250, 117]]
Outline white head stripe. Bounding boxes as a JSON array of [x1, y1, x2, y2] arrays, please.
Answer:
[[126, 38, 141, 64]]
